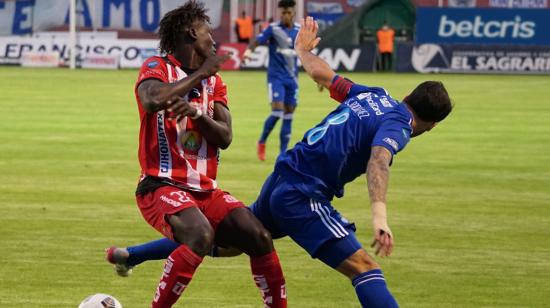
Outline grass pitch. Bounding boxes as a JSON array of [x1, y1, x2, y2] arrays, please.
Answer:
[[0, 67, 549, 307]]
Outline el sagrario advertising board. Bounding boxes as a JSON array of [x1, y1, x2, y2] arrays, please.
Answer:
[[396, 42, 550, 74]]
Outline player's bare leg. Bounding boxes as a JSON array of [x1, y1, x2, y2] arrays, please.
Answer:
[[335, 248, 379, 278]]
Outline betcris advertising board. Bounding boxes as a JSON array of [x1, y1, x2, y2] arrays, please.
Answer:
[[416, 8, 550, 45]]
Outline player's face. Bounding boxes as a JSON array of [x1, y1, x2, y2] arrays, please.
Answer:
[[411, 122, 437, 137], [280, 7, 295, 27], [193, 20, 216, 60]]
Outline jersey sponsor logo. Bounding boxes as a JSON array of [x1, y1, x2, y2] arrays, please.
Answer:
[[383, 137, 400, 151], [147, 60, 159, 68], [356, 92, 384, 115], [345, 101, 370, 119], [157, 112, 172, 177]]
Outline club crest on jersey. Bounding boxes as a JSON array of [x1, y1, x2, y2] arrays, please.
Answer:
[[180, 130, 202, 151], [147, 60, 159, 68]]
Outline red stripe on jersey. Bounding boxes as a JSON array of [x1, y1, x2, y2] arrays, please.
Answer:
[[135, 56, 228, 191]]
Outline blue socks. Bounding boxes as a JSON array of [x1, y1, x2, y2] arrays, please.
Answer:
[[259, 110, 283, 144], [352, 269, 399, 308], [280, 113, 293, 153], [258, 110, 293, 153], [126, 238, 179, 267]]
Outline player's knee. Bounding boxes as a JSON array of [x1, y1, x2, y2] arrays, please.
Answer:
[[284, 106, 295, 114], [252, 227, 274, 253], [173, 221, 214, 256], [351, 251, 380, 273], [357, 253, 380, 269], [337, 249, 381, 278]]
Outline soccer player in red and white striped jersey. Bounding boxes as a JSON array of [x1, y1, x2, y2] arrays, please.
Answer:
[[128, 2, 287, 307]]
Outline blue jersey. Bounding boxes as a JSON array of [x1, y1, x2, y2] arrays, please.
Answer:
[[274, 76, 413, 201], [256, 22, 300, 82]]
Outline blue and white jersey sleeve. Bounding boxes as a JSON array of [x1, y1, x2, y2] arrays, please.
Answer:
[[256, 25, 273, 44], [371, 117, 412, 156]]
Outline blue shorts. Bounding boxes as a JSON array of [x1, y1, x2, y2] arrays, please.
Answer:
[[249, 173, 362, 268], [268, 77, 298, 106]]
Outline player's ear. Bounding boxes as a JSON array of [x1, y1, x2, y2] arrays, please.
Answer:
[[188, 27, 198, 40]]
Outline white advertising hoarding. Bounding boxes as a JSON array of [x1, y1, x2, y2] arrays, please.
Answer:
[[0, 36, 159, 68]]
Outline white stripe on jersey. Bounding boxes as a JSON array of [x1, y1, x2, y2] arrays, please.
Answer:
[[173, 66, 203, 189], [195, 78, 209, 177], [166, 63, 174, 83], [310, 200, 346, 238], [156, 110, 172, 178], [175, 66, 188, 157]]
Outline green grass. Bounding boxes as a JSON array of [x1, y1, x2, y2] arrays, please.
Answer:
[[0, 66, 549, 307]]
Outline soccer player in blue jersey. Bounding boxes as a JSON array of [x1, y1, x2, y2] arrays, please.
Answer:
[[243, 0, 300, 161], [107, 17, 452, 307]]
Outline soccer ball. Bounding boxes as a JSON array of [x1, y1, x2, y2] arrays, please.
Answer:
[[78, 293, 123, 308]]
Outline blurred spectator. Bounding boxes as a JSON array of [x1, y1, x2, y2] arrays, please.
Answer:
[[376, 21, 395, 71], [235, 10, 254, 43]]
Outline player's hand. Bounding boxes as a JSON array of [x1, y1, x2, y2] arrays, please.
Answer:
[[295, 16, 321, 53], [370, 215, 394, 257], [166, 98, 200, 121], [317, 83, 324, 92], [198, 53, 230, 77]]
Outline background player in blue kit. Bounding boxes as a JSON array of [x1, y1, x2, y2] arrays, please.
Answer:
[[242, 0, 300, 161], [107, 16, 453, 308]]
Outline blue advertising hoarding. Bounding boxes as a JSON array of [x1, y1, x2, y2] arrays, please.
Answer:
[[396, 42, 550, 74], [416, 8, 550, 45]]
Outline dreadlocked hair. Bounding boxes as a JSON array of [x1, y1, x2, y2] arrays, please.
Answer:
[[278, 0, 296, 8], [158, 0, 210, 54]]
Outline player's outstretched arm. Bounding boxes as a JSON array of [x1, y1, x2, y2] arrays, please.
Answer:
[[295, 17, 335, 89], [138, 54, 230, 113], [366, 146, 394, 257]]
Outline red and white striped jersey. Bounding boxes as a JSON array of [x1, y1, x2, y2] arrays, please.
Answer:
[[134, 55, 228, 191]]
